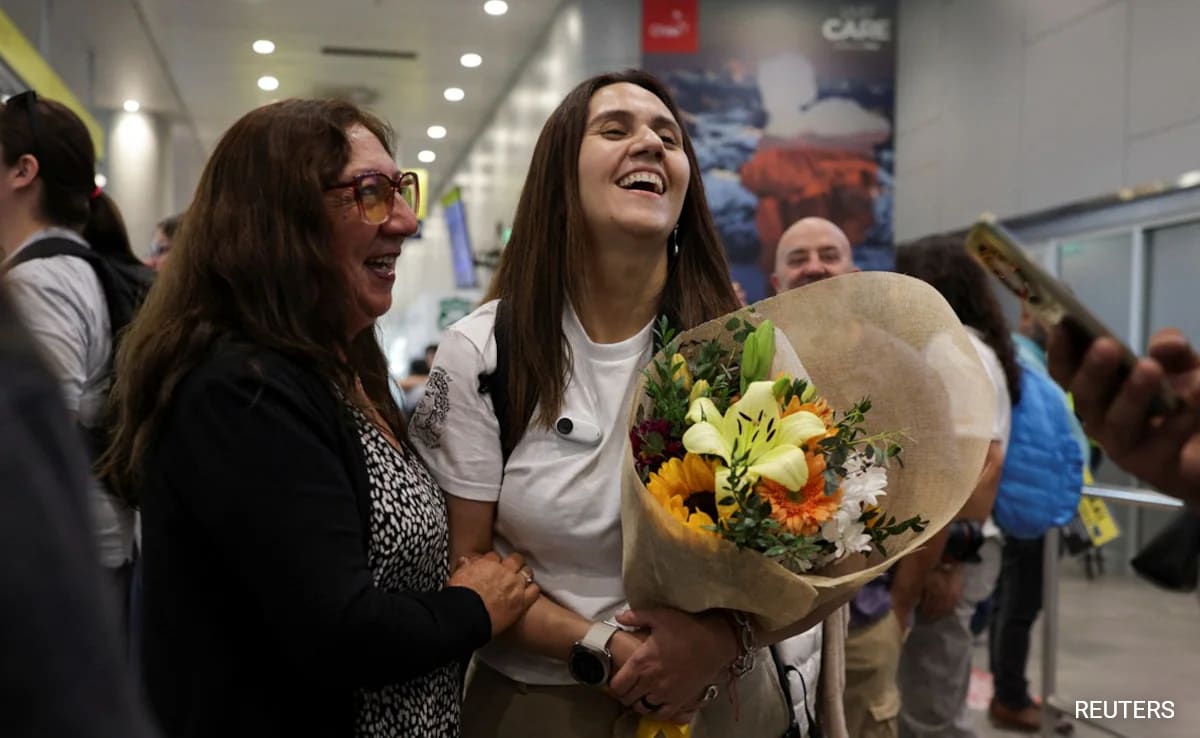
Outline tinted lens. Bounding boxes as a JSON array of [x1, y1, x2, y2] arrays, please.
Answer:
[[355, 174, 391, 224], [397, 180, 417, 211]]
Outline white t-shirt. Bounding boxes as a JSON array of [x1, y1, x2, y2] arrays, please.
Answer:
[[966, 329, 1012, 540], [965, 329, 1011, 453], [4, 228, 137, 568], [411, 300, 653, 685]]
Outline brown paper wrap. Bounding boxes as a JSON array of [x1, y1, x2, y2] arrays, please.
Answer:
[[620, 271, 996, 633]]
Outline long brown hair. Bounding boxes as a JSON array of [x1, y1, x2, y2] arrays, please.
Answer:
[[895, 236, 1022, 406], [0, 92, 137, 261], [484, 69, 740, 446], [102, 99, 404, 501]]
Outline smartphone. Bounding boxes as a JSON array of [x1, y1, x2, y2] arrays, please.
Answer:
[[964, 219, 1181, 414]]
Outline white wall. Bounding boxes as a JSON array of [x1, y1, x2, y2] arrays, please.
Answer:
[[105, 109, 173, 256], [381, 0, 604, 367], [450, 0, 587, 278], [895, 0, 1200, 241]]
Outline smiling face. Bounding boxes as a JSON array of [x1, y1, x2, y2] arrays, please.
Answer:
[[326, 124, 419, 338], [576, 82, 690, 250], [770, 217, 858, 293]]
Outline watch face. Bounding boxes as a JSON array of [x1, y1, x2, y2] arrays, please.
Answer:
[[568, 647, 607, 686]]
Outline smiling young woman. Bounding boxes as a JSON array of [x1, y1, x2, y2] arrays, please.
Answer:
[[410, 71, 827, 738]]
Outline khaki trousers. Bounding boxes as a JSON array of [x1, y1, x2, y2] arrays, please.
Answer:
[[462, 652, 791, 738], [843, 611, 903, 738]]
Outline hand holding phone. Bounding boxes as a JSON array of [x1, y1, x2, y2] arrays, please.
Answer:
[[964, 220, 1182, 415]]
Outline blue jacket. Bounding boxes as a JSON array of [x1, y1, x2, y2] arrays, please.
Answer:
[[993, 334, 1084, 539]]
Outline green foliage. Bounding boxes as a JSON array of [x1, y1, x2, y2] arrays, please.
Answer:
[[819, 397, 906, 497], [860, 508, 928, 557], [643, 352, 690, 439]]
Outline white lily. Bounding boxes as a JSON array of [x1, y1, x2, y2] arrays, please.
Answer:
[[682, 381, 827, 520]]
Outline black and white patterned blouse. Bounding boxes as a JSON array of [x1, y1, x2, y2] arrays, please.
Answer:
[[348, 405, 459, 738]]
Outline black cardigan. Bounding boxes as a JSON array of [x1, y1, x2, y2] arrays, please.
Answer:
[[139, 342, 491, 738]]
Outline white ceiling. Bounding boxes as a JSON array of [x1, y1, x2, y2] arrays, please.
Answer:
[[3, 0, 565, 193]]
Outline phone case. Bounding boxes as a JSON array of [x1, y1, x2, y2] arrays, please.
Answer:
[[964, 220, 1181, 414]]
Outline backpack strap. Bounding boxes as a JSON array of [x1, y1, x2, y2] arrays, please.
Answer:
[[6, 238, 153, 465], [478, 300, 517, 466], [478, 301, 677, 468], [768, 643, 813, 738], [5, 237, 151, 343]]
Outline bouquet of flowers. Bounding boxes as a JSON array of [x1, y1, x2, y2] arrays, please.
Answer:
[[617, 272, 999, 737], [631, 314, 925, 576]]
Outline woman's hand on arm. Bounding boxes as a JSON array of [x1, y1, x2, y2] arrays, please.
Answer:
[[446, 494, 595, 655], [447, 552, 539, 637]]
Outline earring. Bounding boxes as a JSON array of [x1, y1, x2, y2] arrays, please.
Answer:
[[670, 224, 680, 258]]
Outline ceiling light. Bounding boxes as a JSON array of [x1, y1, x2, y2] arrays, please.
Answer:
[[123, 99, 140, 113], [1178, 170, 1200, 188], [418, 150, 436, 163], [94, 173, 107, 188], [443, 87, 465, 102], [427, 125, 447, 139], [252, 39, 275, 55], [484, 0, 509, 15], [257, 75, 279, 91], [460, 52, 482, 68]]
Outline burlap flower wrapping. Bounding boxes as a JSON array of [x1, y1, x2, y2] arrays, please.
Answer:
[[620, 271, 997, 632]]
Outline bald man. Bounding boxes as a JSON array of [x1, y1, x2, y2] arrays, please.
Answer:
[[769, 217, 859, 294], [770, 218, 899, 738]]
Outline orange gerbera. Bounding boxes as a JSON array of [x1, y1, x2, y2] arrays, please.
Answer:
[[756, 449, 842, 536], [781, 394, 835, 426], [646, 453, 719, 536]]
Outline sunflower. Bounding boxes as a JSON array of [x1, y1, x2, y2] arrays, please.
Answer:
[[755, 449, 843, 536], [647, 453, 719, 536]]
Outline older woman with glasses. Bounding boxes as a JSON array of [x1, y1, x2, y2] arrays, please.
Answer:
[[101, 99, 538, 738]]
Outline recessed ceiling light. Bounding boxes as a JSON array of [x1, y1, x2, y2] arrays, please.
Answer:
[[123, 99, 140, 113], [427, 125, 447, 139], [418, 150, 436, 163], [444, 87, 465, 102], [94, 173, 108, 188], [460, 52, 482, 68], [252, 39, 275, 55], [484, 0, 509, 16], [257, 75, 280, 91]]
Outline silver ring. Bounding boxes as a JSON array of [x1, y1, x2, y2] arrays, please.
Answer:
[[700, 683, 719, 703], [522, 568, 534, 584]]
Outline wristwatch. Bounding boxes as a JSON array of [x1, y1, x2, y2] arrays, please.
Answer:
[[567, 621, 620, 686]]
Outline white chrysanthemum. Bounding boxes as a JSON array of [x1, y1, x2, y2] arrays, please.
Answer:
[[820, 518, 872, 559], [841, 462, 888, 509]]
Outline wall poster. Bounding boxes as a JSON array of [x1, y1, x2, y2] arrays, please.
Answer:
[[644, 0, 897, 302]]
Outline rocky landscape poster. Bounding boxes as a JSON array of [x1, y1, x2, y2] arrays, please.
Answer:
[[644, 0, 897, 302]]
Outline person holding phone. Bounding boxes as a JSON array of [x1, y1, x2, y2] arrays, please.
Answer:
[[1047, 327, 1200, 507]]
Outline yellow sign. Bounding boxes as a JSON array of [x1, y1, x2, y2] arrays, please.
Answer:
[[1078, 495, 1119, 547], [0, 9, 105, 158]]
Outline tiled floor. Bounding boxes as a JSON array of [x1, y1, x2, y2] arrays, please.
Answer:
[[966, 559, 1199, 738]]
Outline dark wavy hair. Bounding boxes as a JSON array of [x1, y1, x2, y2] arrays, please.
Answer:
[[483, 69, 741, 447], [895, 235, 1022, 406], [0, 92, 137, 262], [102, 99, 404, 501]]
